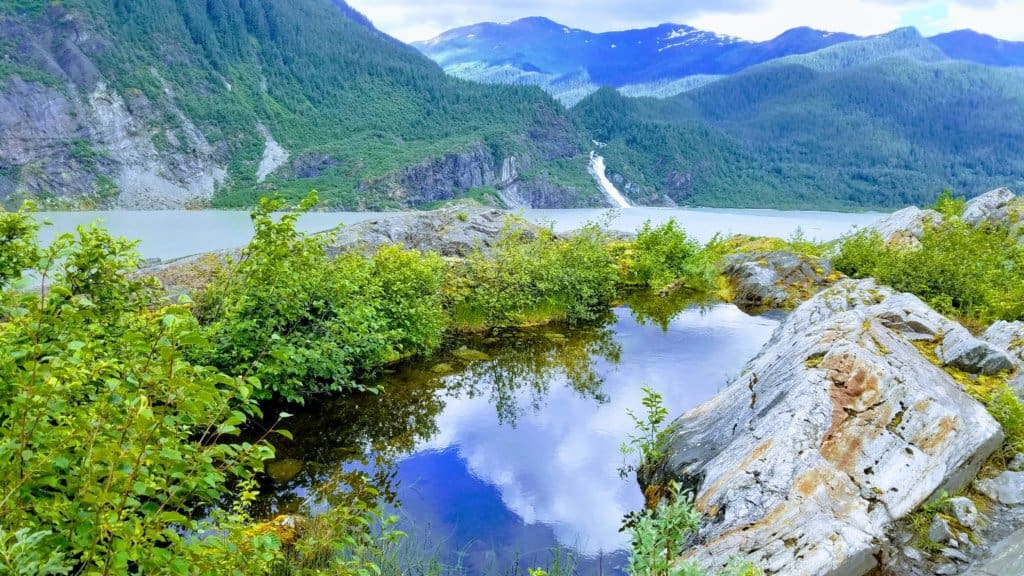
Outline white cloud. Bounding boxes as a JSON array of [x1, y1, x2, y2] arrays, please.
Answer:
[[408, 305, 779, 554], [346, 0, 1024, 43]]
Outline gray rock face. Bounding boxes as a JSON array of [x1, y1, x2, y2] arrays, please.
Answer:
[[0, 10, 226, 208], [964, 526, 1024, 575], [976, 472, 1024, 505], [982, 321, 1024, 399], [866, 206, 943, 246], [938, 329, 1015, 375], [963, 188, 1017, 227], [358, 146, 600, 210], [643, 279, 1003, 576], [724, 251, 838, 309], [325, 207, 536, 258], [948, 496, 979, 529]]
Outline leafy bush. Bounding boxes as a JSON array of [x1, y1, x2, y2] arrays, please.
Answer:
[[447, 221, 618, 330], [0, 209, 282, 574], [619, 220, 717, 292], [834, 218, 1024, 322], [195, 194, 447, 402]]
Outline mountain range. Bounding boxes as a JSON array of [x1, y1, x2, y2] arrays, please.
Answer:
[[0, 1, 1022, 211], [416, 18, 1024, 104]]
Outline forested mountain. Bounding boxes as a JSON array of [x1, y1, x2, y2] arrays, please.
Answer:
[[414, 18, 859, 104], [0, 0, 601, 209], [573, 29, 1024, 209]]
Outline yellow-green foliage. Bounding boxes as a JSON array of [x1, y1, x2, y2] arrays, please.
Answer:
[[835, 216, 1024, 323], [706, 228, 828, 260], [446, 221, 618, 330], [619, 219, 717, 292]]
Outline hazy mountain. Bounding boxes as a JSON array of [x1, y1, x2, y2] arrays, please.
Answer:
[[930, 29, 1024, 68], [415, 18, 859, 104]]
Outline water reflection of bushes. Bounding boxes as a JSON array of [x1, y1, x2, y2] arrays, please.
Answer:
[[255, 317, 622, 512], [445, 319, 621, 426], [625, 289, 721, 332]]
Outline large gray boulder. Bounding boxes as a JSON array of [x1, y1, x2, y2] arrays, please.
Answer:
[[643, 279, 1004, 576], [865, 206, 943, 246], [982, 321, 1024, 399], [723, 251, 839, 309], [963, 188, 1017, 227], [324, 206, 535, 258]]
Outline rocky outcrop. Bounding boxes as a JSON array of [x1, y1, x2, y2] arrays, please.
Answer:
[[862, 189, 1021, 247], [865, 206, 943, 246], [964, 527, 1024, 575], [325, 207, 537, 258], [963, 188, 1018, 227], [724, 251, 840, 310], [357, 145, 600, 209], [143, 207, 536, 295], [642, 279, 1005, 576]]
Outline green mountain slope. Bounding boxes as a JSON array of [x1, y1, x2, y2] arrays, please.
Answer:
[[574, 29, 1024, 209], [0, 0, 598, 209]]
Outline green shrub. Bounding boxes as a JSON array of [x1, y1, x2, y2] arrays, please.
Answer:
[[0, 203, 40, 288], [447, 221, 618, 330], [196, 194, 446, 403], [0, 210, 281, 574], [834, 217, 1024, 322], [627, 482, 703, 576], [934, 189, 967, 219], [621, 220, 717, 292]]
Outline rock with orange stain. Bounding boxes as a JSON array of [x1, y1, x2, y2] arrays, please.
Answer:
[[641, 279, 1003, 576]]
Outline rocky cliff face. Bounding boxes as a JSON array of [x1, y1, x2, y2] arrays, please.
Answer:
[[358, 144, 604, 209], [0, 9, 227, 209]]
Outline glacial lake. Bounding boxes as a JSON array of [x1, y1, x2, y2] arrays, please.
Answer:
[[32, 207, 880, 573], [33, 207, 883, 261]]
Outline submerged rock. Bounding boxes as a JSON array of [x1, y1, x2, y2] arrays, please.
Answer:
[[325, 206, 536, 258], [642, 279, 1003, 576], [723, 251, 839, 310]]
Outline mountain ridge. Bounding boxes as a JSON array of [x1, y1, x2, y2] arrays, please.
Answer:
[[416, 18, 1024, 104]]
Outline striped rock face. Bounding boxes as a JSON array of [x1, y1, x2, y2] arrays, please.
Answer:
[[643, 279, 1007, 576]]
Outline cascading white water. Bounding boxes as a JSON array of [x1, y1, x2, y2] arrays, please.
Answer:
[[588, 151, 630, 208]]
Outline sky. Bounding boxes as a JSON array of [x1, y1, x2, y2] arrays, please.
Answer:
[[345, 0, 1024, 43]]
